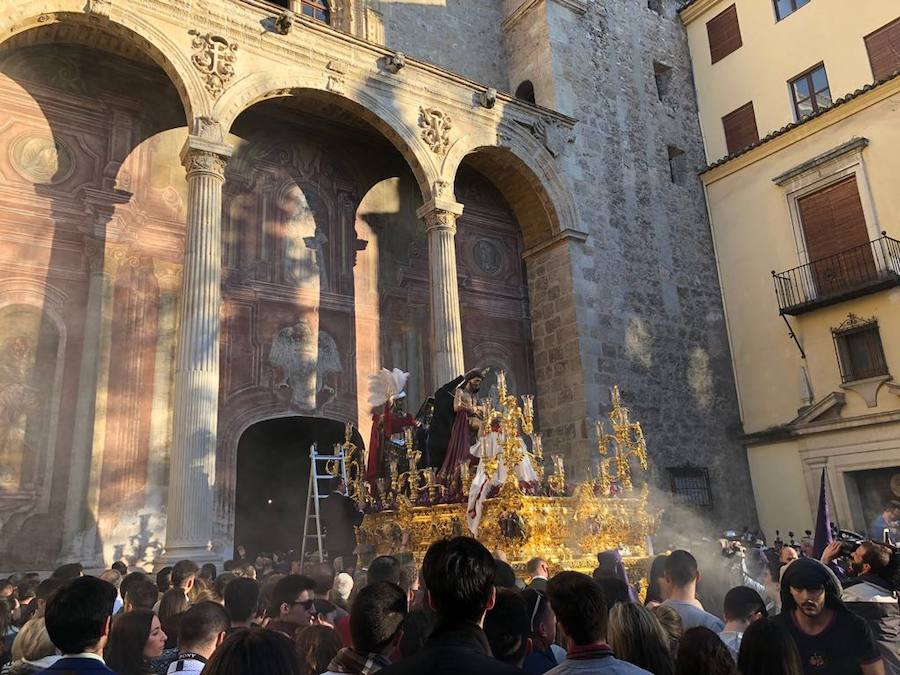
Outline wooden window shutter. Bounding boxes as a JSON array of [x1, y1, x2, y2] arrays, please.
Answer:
[[707, 5, 742, 64], [866, 17, 900, 82], [798, 176, 875, 295], [722, 102, 759, 155]]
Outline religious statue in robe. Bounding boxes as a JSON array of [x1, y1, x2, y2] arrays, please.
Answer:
[[365, 368, 416, 483], [438, 370, 484, 477]]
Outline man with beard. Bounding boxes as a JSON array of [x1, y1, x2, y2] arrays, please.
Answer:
[[774, 557, 884, 675], [823, 540, 900, 674], [426, 375, 465, 470], [439, 370, 484, 478]]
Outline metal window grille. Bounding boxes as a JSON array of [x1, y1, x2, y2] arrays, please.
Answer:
[[668, 466, 713, 508], [832, 315, 889, 383]]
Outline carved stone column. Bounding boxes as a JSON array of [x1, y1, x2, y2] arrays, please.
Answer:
[[417, 200, 465, 387], [161, 137, 231, 563]]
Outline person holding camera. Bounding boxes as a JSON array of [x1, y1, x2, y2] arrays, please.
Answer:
[[823, 540, 900, 674]]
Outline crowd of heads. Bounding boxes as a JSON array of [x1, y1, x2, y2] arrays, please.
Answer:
[[1, 530, 897, 675]]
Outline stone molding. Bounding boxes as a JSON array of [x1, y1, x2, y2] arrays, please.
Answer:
[[503, 0, 587, 32], [841, 375, 893, 409]]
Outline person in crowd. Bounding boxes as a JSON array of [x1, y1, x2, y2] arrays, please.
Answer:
[[607, 603, 674, 675], [170, 562, 198, 602], [494, 562, 519, 590], [26, 580, 63, 624], [544, 571, 650, 674], [526, 560, 550, 593], [321, 478, 363, 571], [522, 589, 564, 675], [163, 601, 228, 675], [3, 617, 60, 675], [736, 616, 804, 675], [104, 609, 166, 675], [379, 536, 523, 674], [203, 627, 304, 675], [396, 566, 419, 610], [1, 598, 16, 668], [199, 565, 217, 586], [155, 569, 172, 597], [329, 574, 354, 613], [112, 563, 128, 578], [484, 590, 531, 668], [648, 605, 680, 660], [594, 580, 631, 609], [212, 573, 235, 605], [643, 556, 668, 608], [673, 627, 735, 675], [224, 578, 260, 631], [367, 558, 401, 587], [870, 501, 900, 543], [39, 576, 117, 675], [774, 557, 884, 675], [14, 580, 39, 626], [125, 581, 160, 614], [98, 572, 124, 615], [119, 573, 151, 613], [267, 576, 316, 639], [321, 581, 406, 675], [157, 590, 189, 630], [50, 565, 83, 582], [396, 607, 435, 661], [781, 546, 800, 566], [295, 625, 342, 675], [761, 556, 783, 616], [717, 586, 766, 659], [661, 551, 724, 632], [821, 539, 900, 672]]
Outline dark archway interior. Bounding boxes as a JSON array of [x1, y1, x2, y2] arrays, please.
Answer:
[[234, 416, 362, 559]]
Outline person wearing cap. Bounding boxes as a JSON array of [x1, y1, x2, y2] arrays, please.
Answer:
[[774, 557, 884, 674]]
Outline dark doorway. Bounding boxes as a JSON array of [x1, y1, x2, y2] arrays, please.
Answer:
[[233, 416, 362, 559]]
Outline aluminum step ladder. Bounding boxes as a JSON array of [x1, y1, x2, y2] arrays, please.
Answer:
[[300, 442, 348, 572]]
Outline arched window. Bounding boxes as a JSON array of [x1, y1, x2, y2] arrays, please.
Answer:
[[514, 80, 536, 104], [301, 0, 330, 23]]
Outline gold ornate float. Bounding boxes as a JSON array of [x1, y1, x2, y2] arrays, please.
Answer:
[[336, 379, 659, 577]]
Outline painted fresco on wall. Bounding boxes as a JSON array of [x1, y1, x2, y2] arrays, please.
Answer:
[[0, 305, 60, 489]]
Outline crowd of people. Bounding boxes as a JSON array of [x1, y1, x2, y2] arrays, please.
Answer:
[[0, 530, 897, 675]]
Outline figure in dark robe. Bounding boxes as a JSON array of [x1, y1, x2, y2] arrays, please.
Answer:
[[426, 375, 465, 470], [439, 370, 484, 477]]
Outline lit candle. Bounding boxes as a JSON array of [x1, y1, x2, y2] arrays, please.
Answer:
[[596, 421, 606, 454], [523, 395, 533, 421], [497, 371, 507, 398], [345, 421, 353, 441], [404, 426, 414, 447], [533, 433, 543, 458]]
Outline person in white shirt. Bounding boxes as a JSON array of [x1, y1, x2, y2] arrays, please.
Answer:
[[165, 602, 229, 675], [717, 586, 767, 659]]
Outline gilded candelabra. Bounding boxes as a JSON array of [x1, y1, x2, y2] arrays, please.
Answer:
[[595, 386, 649, 495], [479, 371, 539, 491]]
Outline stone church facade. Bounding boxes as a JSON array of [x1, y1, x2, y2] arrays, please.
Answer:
[[0, 0, 756, 569]]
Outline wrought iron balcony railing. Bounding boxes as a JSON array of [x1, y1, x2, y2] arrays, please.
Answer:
[[772, 233, 900, 315]]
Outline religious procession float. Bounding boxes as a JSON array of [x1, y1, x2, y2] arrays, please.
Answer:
[[330, 369, 660, 580]]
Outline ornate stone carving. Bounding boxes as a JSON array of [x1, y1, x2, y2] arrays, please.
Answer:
[[85, 0, 112, 17], [422, 208, 457, 234], [326, 60, 348, 94], [188, 30, 238, 98], [274, 10, 295, 35], [432, 180, 452, 200], [473, 239, 502, 275], [193, 116, 224, 144], [9, 134, 74, 185], [479, 88, 498, 109], [182, 149, 228, 179], [526, 116, 570, 158], [418, 107, 452, 155], [385, 52, 406, 73]]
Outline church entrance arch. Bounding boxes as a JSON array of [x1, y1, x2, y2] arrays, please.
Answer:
[[233, 416, 363, 560]]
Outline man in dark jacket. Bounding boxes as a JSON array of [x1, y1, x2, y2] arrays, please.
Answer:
[[842, 541, 900, 675], [379, 536, 524, 675], [426, 376, 465, 470], [320, 477, 363, 568]]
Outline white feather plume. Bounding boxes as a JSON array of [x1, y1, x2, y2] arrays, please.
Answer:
[[367, 368, 409, 408]]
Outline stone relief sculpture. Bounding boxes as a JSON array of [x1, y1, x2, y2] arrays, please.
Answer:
[[188, 30, 238, 97], [268, 319, 317, 410], [316, 330, 343, 405], [418, 107, 452, 154]]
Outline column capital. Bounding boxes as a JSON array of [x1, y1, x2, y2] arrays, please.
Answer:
[[417, 199, 464, 233], [180, 136, 233, 180]]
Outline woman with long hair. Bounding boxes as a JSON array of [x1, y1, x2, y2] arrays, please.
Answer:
[[158, 588, 190, 651], [674, 626, 736, 675], [104, 609, 167, 675], [203, 628, 303, 675], [294, 625, 342, 675], [4, 617, 59, 675], [645, 555, 669, 606], [650, 603, 682, 659], [608, 602, 674, 675], [737, 617, 804, 675]]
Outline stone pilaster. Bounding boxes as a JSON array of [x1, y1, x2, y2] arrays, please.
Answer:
[[417, 199, 465, 388], [161, 137, 231, 563]]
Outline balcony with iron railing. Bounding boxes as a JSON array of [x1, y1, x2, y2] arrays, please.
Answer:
[[772, 233, 900, 315]]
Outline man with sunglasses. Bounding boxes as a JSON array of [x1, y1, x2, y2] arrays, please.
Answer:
[[522, 588, 562, 675], [266, 575, 317, 639]]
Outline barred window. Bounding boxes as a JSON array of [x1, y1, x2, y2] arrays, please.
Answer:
[[668, 466, 713, 508], [832, 315, 889, 383]]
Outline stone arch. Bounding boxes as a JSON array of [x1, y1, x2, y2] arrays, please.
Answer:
[[214, 72, 437, 202], [444, 125, 580, 251], [0, 5, 207, 125]]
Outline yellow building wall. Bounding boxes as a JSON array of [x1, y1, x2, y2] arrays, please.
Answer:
[[683, 0, 899, 162], [747, 441, 814, 538], [703, 86, 900, 433]]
